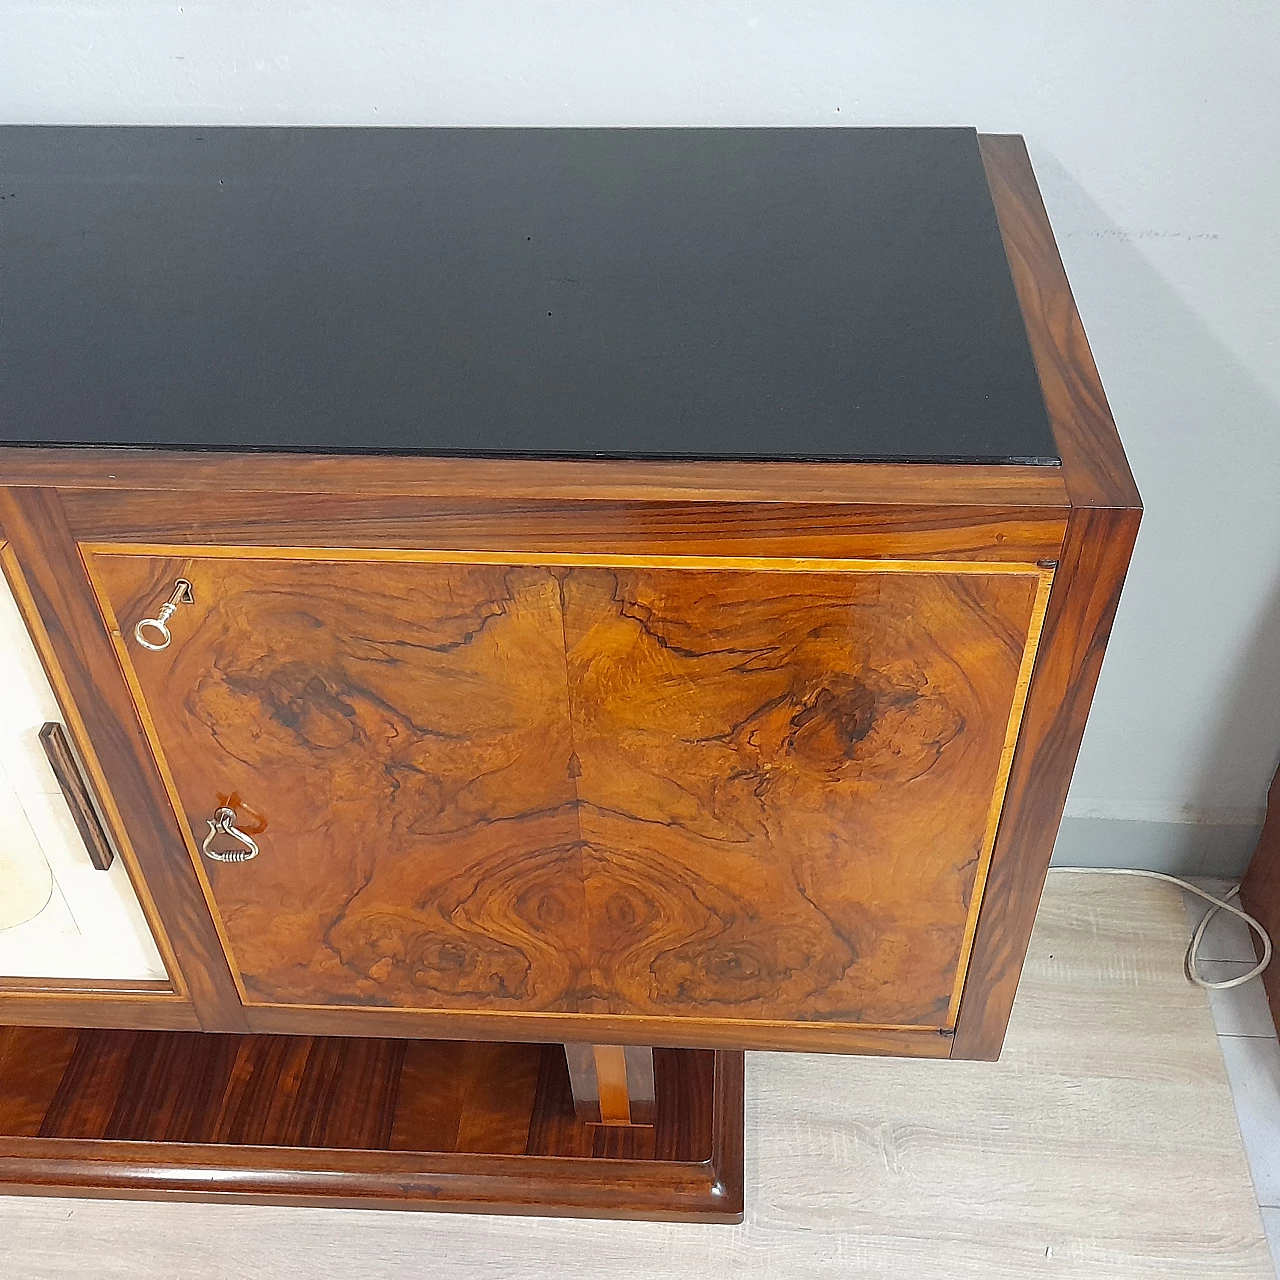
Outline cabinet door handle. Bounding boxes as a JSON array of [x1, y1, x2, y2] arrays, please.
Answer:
[[38, 722, 115, 871], [202, 806, 260, 863], [134, 579, 194, 651]]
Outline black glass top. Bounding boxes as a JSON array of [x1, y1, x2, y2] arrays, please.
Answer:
[[0, 126, 1057, 464]]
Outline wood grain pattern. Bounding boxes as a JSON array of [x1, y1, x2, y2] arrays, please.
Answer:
[[0, 992, 199, 1031], [0, 134, 1137, 1072], [91, 554, 589, 1015], [87, 548, 1045, 1044], [0, 1028, 740, 1220], [563, 1043, 602, 1123], [951, 509, 1139, 1060], [592, 1046, 633, 1124], [0, 503, 222, 1028], [38, 721, 115, 871], [563, 564, 1044, 1027], [61, 488, 1067, 564], [0, 978, 172, 993], [950, 139, 1143, 1059], [243, 1004, 953, 1055], [3, 880, 1269, 1271], [0, 445, 1068, 507], [622, 1045, 658, 1126], [979, 135, 1140, 511], [1240, 760, 1280, 1034], [390, 1040, 544, 1153], [563, 1044, 655, 1126], [0, 1027, 80, 1136]]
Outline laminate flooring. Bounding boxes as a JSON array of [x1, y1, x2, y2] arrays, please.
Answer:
[[0, 875, 1271, 1278], [1183, 878, 1280, 1276]]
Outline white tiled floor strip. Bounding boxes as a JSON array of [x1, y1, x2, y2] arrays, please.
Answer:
[[1186, 879, 1280, 1277]]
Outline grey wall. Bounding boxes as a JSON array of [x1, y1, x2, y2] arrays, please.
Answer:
[[4, 2, 1278, 873]]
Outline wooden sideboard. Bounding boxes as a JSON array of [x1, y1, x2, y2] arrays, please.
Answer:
[[0, 127, 1139, 1219]]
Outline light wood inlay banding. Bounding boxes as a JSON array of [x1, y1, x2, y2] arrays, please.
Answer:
[[86, 546, 1049, 1042]]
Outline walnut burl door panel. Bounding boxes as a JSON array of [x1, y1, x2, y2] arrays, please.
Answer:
[[86, 549, 1050, 1036], [87, 554, 589, 1014], [562, 566, 1048, 1028]]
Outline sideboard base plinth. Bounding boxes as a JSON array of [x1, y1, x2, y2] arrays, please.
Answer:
[[0, 1026, 743, 1222]]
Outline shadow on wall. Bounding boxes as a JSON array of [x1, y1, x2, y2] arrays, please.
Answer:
[[1033, 150, 1280, 877]]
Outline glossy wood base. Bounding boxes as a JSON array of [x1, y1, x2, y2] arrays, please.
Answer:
[[0, 1027, 743, 1221]]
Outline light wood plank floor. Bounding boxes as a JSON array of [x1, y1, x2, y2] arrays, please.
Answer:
[[1, 876, 1271, 1278]]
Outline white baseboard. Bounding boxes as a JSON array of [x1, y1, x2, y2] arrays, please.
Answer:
[[1050, 816, 1262, 878]]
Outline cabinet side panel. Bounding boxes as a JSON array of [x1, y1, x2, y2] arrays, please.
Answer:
[[980, 134, 1140, 511], [951, 506, 1140, 1058]]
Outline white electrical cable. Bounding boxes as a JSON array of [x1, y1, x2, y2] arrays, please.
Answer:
[[1051, 867, 1272, 991]]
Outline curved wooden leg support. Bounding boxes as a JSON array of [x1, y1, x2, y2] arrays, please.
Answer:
[[564, 1044, 656, 1126]]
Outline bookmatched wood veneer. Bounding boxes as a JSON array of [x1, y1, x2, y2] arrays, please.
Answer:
[[78, 547, 1048, 1053], [0, 134, 1139, 1070]]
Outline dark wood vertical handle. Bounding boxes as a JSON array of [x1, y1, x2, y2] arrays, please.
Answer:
[[38, 722, 115, 871]]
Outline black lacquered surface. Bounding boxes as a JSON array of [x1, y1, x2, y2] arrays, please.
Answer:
[[0, 126, 1057, 464]]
